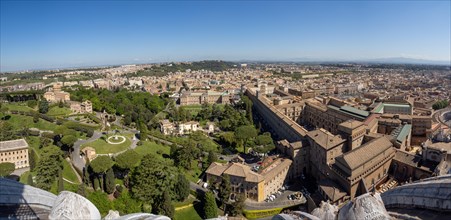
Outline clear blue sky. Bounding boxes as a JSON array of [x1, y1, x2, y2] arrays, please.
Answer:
[[1, 0, 450, 71]]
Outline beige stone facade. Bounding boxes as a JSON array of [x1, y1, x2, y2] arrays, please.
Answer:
[[206, 158, 292, 202], [70, 100, 93, 114], [44, 83, 70, 102], [179, 91, 231, 106], [303, 100, 369, 134], [332, 137, 395, 200], [0, 139, 30, 169], [159, 120, 199, 136]]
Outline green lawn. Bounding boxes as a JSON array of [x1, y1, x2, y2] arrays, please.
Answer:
[[63, 181, 79, 193], [47, 106, 72, 116], [134, 140, 170, 158], [62, 159, 80, 184], [6, 114, 61, 132], [186, 159, 202, 183], [19, 171, 31, 184], [3, 103, 35, 112], [81, 134, 132, 154], [174, 205, 202, 220], [173, 195, 196, 208], [26, 136, 44, 158]]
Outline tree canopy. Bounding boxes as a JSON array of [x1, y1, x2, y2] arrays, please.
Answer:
[[68, 88, 168, 129], [254, 133, 275, 154], [35, 146, 63, 190], [61, 135, 77, 147], [115, 149, 141, 171], [90, 155, 114, 174], [235, 125, 258, 153], [0, 162, 15, 177], [173, 174, 190, 202], [130, 154, 178, 205], [218, 175, 231, 208], [38, 100, 49, 114], [433, 99, 449, 110], [204, 191, 218, 219]]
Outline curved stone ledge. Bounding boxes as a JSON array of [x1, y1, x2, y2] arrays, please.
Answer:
[[381, 174, 451, 211], [0, 178, 57, 209]]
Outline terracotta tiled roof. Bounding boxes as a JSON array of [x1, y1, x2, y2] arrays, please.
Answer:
[[336, 136, 394, 170], [307, 129, 346, 150], [206, 162, 230, 176]]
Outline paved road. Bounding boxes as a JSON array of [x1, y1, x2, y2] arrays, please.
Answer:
[[71, 131, 102, 172]]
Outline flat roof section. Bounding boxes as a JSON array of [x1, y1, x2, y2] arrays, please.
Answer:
[[0, 139, 29, 152]]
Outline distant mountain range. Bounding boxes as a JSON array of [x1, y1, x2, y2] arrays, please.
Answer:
[[351, 57, 451, 65], [239, 57, 451, 65]]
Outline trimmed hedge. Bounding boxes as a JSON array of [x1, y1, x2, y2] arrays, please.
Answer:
[[10, 110, 55, 122], [65, 121, 94, 137], [42, 131, 56, 139], [28, 129, 40, 136]]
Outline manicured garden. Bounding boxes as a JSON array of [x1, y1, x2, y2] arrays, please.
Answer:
[[81, 133, 132, 154]]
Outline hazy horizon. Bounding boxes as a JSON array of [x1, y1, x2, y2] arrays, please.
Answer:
[[1, 0, 450, 72]]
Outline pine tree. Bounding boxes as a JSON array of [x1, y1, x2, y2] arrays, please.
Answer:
[[204, 191, 218, 219], [57, 168, 64, 193], [105, 168, 116, 194]]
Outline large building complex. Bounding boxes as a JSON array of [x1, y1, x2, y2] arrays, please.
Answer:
[[206, 157, 292, 202], [179, 90, 231, 106], [0, 139, 30, 169], [43, 83, 70, 102], [245, 85, 444, 205]]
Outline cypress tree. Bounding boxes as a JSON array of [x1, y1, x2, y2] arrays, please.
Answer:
[[157, 191, 174, 219], [174, 174, 190, 201], [204, 191, 218, 219], [105, 168, 116, 194], [83, 168, 90, 187], [57, 168, 64, 193], [93, 176, 100, 191], [28, 149, 37, 172], [77, 183, 87, 197], [218, 175, 231, 209], [27, 173, 34, 186]]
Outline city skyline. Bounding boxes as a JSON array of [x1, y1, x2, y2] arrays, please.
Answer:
[[1, 0, 450, 72]]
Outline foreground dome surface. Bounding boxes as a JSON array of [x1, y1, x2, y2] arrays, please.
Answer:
[[0, 178, 170, 220]]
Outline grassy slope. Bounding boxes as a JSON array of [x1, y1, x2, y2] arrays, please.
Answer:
[[134, 140, 170, 158], [62, 159, 80, 183], [174, 205, 202, 220], [7, 114, 61, 131], [47, 106, 72, 116], [3, 103, 35, 112]]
